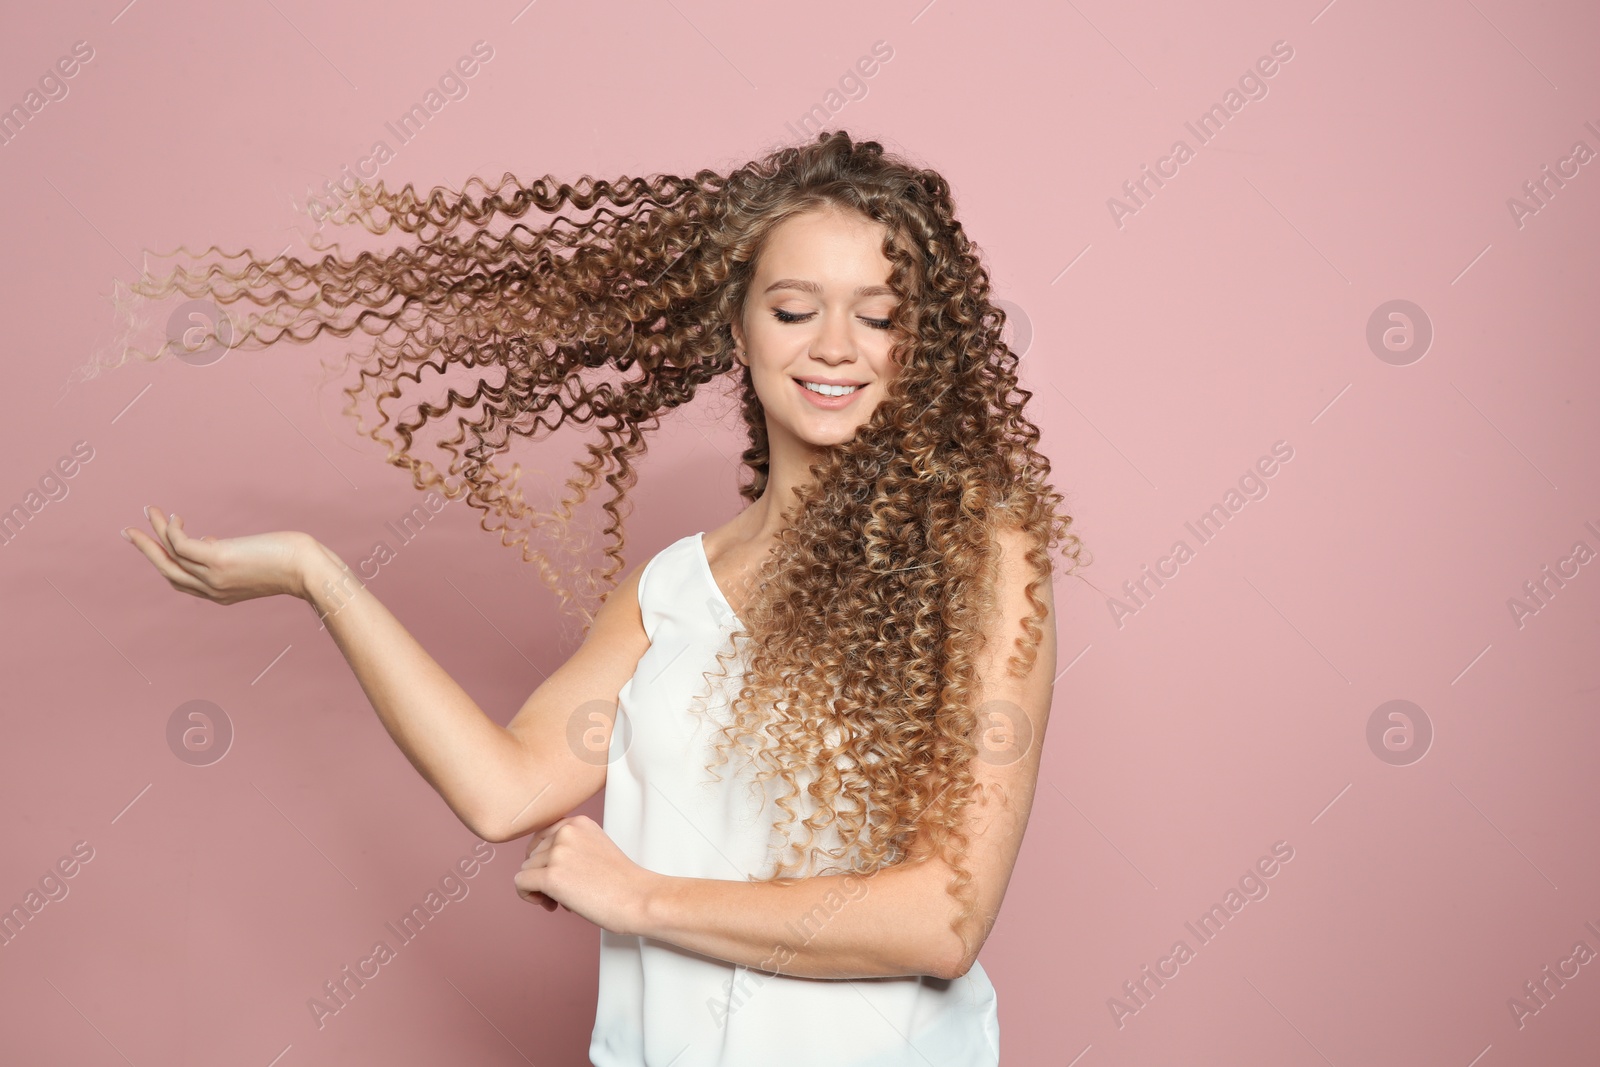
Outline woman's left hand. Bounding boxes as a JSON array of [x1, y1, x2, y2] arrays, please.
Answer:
[[514, 815, 658, 936]]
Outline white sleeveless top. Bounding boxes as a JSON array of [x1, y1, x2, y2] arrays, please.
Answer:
[[589, 531, 1002, 1067]]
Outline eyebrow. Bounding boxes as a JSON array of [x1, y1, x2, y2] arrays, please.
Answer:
[[764, 278, 896, 298]]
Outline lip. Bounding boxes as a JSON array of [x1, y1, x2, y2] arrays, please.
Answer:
[[793, 377, 865, 409]]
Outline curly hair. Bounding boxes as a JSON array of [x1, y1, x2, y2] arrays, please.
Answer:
[[79, 129, 1089, 960]]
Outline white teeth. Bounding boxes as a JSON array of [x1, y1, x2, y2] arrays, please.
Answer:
[[800, 381, 861, 397]]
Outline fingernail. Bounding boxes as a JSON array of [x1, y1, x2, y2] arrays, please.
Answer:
[[120, 528, 132, 542], [169, 513, 177, 524]]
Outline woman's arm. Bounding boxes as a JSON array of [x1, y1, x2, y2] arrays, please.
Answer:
[[296, 541, 651, 842], [640, 533, 1054, 980], [518, 524, 1058, 981], [639, 851, 971, 980], [125, 507, 650, 843], [296, 545, 545, 839]]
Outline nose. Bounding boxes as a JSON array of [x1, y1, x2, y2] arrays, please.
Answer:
[[812, 306, 858, 364]]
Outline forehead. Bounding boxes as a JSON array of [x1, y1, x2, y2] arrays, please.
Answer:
[[755, 207, 894, 284]]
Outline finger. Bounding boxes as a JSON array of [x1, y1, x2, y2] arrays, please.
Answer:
[[523, 817, 574, 858], [126, 528, 212, 595], [124, 523, 181, 569], [514, 869, 558, 909], [165, 515, 220, 569], [518, 889, 557, 911], [144, 506, 181, 562], [147, 510, 224, 579]]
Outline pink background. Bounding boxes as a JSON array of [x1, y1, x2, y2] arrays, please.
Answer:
[[3, 0, 1598, 1064]]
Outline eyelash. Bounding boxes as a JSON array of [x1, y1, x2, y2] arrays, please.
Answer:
[[772, 309, 894, 331]]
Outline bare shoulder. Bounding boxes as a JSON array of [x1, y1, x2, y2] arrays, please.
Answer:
[[592, 554, 650, 626], [576, 550, 658, 662]]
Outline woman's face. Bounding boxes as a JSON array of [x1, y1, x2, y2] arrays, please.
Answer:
[[732, 205, 904, 453]]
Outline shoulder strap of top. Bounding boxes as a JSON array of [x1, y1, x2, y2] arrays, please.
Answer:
[[635, 534, 734, 644], [634, 539, 670, 644]]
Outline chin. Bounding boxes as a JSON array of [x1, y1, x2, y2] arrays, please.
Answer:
[[801, 423, 869, 449]]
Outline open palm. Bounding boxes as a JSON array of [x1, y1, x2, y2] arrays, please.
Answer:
[[121, 505, 317, 605]]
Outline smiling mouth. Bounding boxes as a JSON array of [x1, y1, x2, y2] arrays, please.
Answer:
[[796, 380, 864, 397]]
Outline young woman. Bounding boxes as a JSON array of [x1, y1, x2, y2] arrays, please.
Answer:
[[111, 130, 1086, 1066]]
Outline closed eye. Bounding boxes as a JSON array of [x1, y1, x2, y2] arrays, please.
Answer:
[[773, 309, 894, 330]]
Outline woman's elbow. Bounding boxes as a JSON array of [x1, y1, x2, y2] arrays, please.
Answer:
[[462, 806, 519, 844], [933, 910, 996, 980], [927, 930, 979, 981], [937, 948, 976, 982]]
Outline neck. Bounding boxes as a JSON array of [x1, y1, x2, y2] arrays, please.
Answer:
[[741, 428, 831, 544]]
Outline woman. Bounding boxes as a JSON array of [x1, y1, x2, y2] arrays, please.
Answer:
[[111, 130, 1086, 1066]]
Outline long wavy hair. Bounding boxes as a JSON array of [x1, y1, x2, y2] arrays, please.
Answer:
[[81, 130, 1088, 958]]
